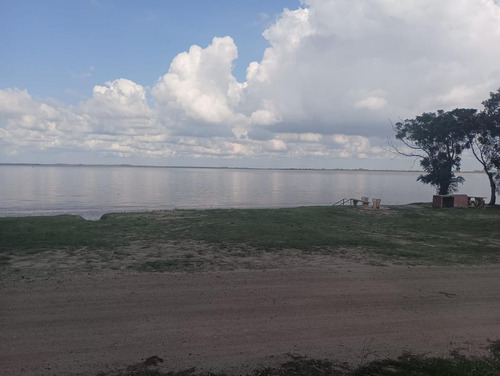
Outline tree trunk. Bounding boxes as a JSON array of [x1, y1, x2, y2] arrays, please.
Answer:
[[438, 176, 451, 195], [438, 186, 449, 195], [487, 171, 497, 206]]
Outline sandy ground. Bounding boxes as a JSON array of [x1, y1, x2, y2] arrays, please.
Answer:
[[1, 263, 500, 376]]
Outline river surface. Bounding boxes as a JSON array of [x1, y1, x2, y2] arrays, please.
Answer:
[[0, 165, 490, 220]]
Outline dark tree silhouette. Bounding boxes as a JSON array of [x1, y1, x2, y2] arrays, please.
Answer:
[[392, 109, 473, 195], [466, 88, 500, 205]]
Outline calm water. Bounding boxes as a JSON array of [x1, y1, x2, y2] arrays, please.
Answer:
[[0, 165, 490, 220]]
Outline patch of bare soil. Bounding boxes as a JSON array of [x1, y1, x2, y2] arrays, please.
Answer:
[[1, 239, 382, 280], [1, 263, 500, 376]]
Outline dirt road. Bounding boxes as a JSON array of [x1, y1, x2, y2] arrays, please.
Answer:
[[1, 264, 499, 375]]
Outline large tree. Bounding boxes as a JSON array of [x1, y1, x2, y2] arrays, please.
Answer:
[[466, 88, 500, 205], [393, 109, 474, 195]]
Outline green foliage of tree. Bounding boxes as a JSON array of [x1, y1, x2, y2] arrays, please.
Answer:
[[467, 88, 500, 205], [393, 109, 474, 195]]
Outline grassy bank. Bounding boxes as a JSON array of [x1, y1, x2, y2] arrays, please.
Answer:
[[1, 205, 499, 275]]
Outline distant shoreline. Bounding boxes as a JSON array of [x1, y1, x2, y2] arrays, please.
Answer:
[[0, 162, 485, 174]]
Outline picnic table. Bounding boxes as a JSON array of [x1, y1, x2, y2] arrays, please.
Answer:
[[351, 197, 370, 209], [468, 196, 486, 208]]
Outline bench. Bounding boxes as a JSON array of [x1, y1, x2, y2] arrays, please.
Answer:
[[468, 196, 486, 208], [351, 198, 370, 209], [351, 197, 382, 209]]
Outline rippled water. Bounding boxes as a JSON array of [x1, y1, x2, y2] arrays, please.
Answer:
[[0, 165, 490, 220]]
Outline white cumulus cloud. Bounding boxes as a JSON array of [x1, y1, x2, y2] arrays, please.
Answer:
[[81, 78, 154, 134], [243, 0, 500, 137], [152, 36, 247, 126]]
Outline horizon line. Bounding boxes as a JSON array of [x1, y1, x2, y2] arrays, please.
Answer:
[[0, 162, 485, 173]]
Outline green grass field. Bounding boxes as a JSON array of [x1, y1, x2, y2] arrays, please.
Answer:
[[1, 205, 499, 276]]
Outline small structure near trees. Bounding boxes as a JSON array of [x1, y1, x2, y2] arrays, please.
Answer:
[[432, 194, 468, 208], [432, 194, 485, 208]]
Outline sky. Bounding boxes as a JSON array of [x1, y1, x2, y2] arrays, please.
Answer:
[[1, 0, 500, 170]]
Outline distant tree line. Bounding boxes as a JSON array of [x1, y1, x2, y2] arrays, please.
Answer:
[[391, 88, 500, 205]]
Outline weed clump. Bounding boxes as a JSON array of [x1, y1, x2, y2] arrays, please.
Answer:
[[97, 343, 500, 376]]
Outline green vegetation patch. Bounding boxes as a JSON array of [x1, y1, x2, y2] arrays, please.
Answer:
[[1, 205, 499, 276], [97, 346, 500, 376]]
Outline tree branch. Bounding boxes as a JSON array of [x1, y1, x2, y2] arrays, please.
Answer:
[[386, 137, 426, 159]]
